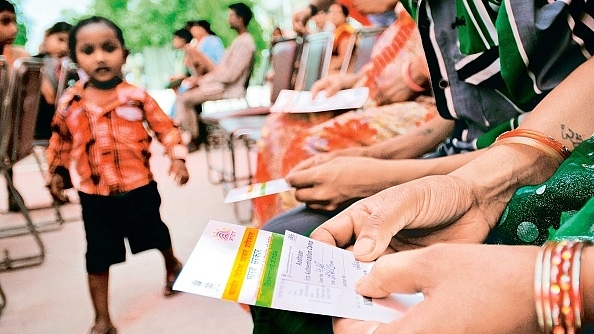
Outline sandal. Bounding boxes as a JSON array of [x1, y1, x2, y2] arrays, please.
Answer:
[[164, 262, 183, 297]]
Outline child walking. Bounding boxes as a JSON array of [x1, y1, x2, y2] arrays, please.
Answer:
[[46, 16, 190, 334]]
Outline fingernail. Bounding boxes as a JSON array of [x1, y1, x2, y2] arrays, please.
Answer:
[[353, 237, 375, 257]]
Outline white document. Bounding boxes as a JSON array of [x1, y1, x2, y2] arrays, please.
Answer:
[[270, 87, 369, 113], [174, 220, 423, 323], [224, 178, 293, 203]]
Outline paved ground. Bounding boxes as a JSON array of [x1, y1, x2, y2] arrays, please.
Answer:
[[0, 144, 255, 334]]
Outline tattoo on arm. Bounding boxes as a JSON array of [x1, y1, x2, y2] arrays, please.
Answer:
[[560, 124, 584, 148], [420, 128, 434, 137]]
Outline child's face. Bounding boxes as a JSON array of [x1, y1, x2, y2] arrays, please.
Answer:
[[74, 22, 126, 82], [0, 10, 18, 46], [44, 32, 69, 58], [172, 35, 186, 49]]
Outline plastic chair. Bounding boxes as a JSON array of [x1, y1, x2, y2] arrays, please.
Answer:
[[0, 57, 46, 270], [294, 32, 334, 91], [351, 26, 386, 73], [200, 37, 306, 223], [202, 37, 301, 186]]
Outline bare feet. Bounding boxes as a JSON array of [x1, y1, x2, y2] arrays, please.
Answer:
[[164, 261, 183, 297]]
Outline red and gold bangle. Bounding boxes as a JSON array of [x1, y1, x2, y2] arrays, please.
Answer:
[[401, 59, 426, 93], [492, 129, 572, 165], [535, 240, 592, 334]]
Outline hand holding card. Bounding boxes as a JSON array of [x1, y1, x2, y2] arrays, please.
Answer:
[[224, 178, 294, 203]]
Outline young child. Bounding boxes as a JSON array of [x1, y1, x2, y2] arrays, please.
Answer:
[[1, 0, 30, 212], [34, 21, 72, 140], [46, 16, 189, 334]]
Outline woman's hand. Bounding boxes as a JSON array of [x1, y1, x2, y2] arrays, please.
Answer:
[[374, 62, 416, 105], [311, 75, 345, 99], [169, 159, 190, 185], [287, 156, 398, 211], [310, 174, 495, 261], [333, 244, 541, 334]]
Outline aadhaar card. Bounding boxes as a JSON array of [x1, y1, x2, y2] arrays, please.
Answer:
[[224, 178, 293, 203], [174, 220, 423, 323]]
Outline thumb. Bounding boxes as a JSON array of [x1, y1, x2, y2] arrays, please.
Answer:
[[355, 251, 425, 298], [349, 193, 404, 262]]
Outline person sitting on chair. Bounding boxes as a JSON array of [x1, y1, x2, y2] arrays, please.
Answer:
[[174, 2, 256, 146], [0, 0, 29, 213]]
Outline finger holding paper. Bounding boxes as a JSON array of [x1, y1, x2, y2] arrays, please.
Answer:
[[336, 244, 540, 334], [309, 175, 492, 262], [310, 73, 360, 99]]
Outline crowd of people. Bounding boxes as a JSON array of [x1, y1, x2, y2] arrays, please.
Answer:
[[2, 0, 594, 333]]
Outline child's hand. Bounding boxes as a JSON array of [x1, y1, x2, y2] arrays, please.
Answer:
[[169, 159, 189, 185], [48, 174, 69, 203]]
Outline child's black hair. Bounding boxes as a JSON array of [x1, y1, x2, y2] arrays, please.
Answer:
[[0, 0, 15, 14], [69, 16, 125, 62], [173, 28, 192, 44], [46, 21, 72, 36]]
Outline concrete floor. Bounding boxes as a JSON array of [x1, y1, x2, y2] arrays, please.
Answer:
[[0, 144, 255, 334]]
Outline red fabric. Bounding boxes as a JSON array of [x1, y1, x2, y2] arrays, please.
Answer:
[[47, 81, 186, 195]]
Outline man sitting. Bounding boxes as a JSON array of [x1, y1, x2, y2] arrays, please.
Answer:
[[174, 2, 256, 144]]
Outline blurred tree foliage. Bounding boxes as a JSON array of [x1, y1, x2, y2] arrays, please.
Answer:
[[10, 0, 28, 46], [91, 0, 267, 58]]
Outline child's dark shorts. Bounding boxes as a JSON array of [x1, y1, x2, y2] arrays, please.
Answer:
[[79, 181, 173, 273]]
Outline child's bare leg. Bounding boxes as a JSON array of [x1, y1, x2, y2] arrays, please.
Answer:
[[159, 247, 182, 296], [88, 271, 115, 332]]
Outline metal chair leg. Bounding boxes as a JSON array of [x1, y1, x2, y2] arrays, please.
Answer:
[[0, 168, 45, 270]]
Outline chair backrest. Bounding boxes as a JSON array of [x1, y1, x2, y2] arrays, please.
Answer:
[[351, 26, 387, 73], [269, 37, 300, 103], [0, 57, 44, 164], [294, 32, 333, 91], [340, 32, 358, 75], [55, 58, 79, 106]]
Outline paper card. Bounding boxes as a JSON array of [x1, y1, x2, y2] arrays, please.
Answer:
[[173, 220, 423, 323], [224, 178, 293, 203], [270, 87, 369, 113]]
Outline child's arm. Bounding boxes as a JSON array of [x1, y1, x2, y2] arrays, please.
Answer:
[[142, 92, 190, 185], [46, 110, 74, 202]]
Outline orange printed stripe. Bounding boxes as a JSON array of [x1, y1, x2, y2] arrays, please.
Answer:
[[222, 227, 259, 301]]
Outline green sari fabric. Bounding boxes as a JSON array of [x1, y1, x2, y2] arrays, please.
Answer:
[[488, 136, 594, 245]]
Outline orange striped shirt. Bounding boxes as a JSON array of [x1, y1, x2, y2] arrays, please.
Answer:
[[47, 80, 188, 195]]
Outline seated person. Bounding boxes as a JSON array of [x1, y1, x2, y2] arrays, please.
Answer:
[[250, 0, 594, 330], [174, 2, 256, 141], [311, 55, 594, 334], [253, 5, 437, 226], [1, 0, 29, 212], [168, 28, 194, 90], [187, 20, 225, 75], [34, 21, 72, 141], [327, 2, 355, 74]]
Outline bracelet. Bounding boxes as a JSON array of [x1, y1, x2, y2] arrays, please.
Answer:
[[534, 240, 592, 334], [401, 59, 425, 93], [492, 129, 572, 165], [308, 3, 319, 16]]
